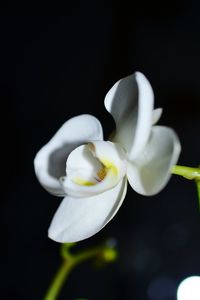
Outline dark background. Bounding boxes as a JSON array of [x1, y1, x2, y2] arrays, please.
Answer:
[[1, 3, 200, 300]]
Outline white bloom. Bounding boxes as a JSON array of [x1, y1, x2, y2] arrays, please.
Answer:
[[34, 72, 181, 243]]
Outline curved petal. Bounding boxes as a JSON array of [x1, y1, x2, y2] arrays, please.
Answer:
[[48, 178, 127, 242], [66, 144, 102, 185], [152, 108, 163, 125], [127, 126, 181, 196], [104, 72, 154, 160], [61, 141, 127, 197], [34, 114, 103, 196], [87, 140, 127, 179]]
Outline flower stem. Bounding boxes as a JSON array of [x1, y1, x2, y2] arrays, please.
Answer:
[[196, 180, 200, 210], [172, 165, 200, 210], [44, 259, 74, 300], [171, 165, 200, 180], [43, 241, 117, 300]]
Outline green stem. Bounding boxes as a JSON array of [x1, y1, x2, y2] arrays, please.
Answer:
[[44, 259, 74, 300], [172, 165, 200, 210], [196, 180, 200, 210], [171, 165, 200, 180], [43, 243, 117, 300]]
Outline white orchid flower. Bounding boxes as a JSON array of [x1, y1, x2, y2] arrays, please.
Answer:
[[34, 72, 181, 243]]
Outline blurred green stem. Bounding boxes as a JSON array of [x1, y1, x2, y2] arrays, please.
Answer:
[[44, 242, 117, 300], [172, 164, 200, 208], [44, 258, 73, 300], [196, 180, 200, 209]]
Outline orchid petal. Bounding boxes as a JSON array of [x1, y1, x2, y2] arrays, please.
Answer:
[[104, 72, 154, 160], [34, 114, 103, 196], [127, 126, 181, 195], [152, 108, 163, 125], [61, 141, 127, 197], [66, 144, 102, 185], [48, 178, 127, 242]]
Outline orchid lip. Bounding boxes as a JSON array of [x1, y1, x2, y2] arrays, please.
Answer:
[[59, 141, 127, 197]]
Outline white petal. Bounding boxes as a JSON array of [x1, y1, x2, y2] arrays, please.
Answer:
[[88, 140, 127, 179], [48, 178, 127, 242], [34, 114, 103, 196], [152, 108, 163, 125], [104, 72, 154, 160], [61, 141, 127, 197], [66, 144, 102, 179], [127, 126, 181, 196]]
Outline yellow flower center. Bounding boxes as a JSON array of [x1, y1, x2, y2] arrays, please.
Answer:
[[73, 159, 118, 187]]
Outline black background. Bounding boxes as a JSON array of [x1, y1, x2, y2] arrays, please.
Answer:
[[1, 4, 200, 300]]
